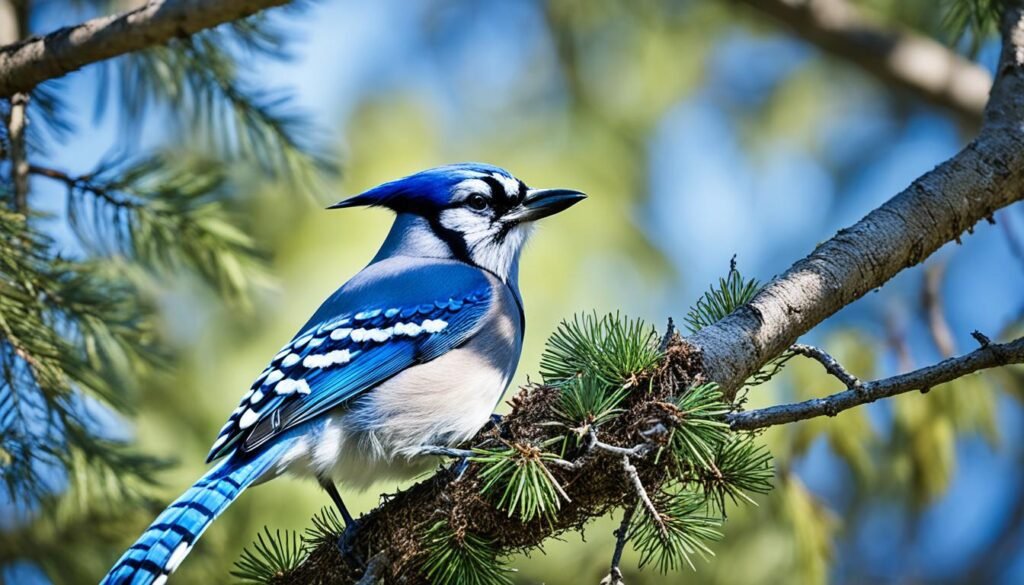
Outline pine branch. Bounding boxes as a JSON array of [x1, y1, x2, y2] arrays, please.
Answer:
[[728, 336, 1024, 430], [0, 0, 294, 97], [31, 155, 266, 305], [0, 209, 165, 504], [101, 22, 333, 189]]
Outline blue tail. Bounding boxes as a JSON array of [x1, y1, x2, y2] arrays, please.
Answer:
[[101, 441, 291, 585]]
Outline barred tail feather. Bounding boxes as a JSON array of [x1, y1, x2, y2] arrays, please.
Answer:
[[101, 441, 291, 585]]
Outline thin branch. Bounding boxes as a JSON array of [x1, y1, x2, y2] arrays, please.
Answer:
[[728, 337, 1024, 430], [790, 343, 862, 388], [1, 0, 28, 213], [735, 0, 990, 126], [594, 438, 653, 458], [687, 1, 1024, 398], [659, 317, 677, 352], [621, 455, 665, 538], [5, 93, 28, 212], [601, 505, 635, 585], [0, 0, 291, 97]]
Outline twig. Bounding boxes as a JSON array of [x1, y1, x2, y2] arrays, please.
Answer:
[[6, 93, 28, 212], [593, 439, 652, 458], [416, 446, 476, 459], [612, 505, 634, 579], [1, 1, 29, 213], [790, 343, 862, 388], [601, 504, 634, 585], [729, 337, 1024, 430], [0, 0, 292, 97], [620, 455, 664, 538], [659, 317, 676, 352], [972, 330, 992, 348]]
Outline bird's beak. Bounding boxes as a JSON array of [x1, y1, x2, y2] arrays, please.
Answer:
[[506, 188, 587, 223]]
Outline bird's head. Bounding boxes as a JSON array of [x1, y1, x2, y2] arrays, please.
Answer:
[[331, 163, 585, 281]]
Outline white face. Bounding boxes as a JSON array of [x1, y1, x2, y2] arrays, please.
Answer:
[[438, 173, 533, 281]]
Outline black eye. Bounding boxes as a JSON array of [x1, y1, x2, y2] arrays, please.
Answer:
[[467, 194, 489, 211]]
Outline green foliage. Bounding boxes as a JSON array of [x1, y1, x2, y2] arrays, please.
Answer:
[[553, 373, 631, 432], [664, 383, 732, 471], [684, 263, 760, 333], [231, 528, 304, 584], [540, 312, 662, 387], [304, 506, 346, 546], [100, 17, 333, 191], [630, 488, 721, 573], [0, 210, 165, 504], [943, 0, 1009, 54], [64, 153, 266, 306], [474, 442, 568, 522], [699, 435, 774, 515], [421, 520, 513, 585]]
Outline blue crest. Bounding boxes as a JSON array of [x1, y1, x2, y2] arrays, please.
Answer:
[[330, 162, 517, 211]]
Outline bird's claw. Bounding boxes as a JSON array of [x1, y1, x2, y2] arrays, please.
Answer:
[[336, 517, 365, 569]]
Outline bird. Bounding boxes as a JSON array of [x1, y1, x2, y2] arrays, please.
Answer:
[[101, 163, 586, 585]]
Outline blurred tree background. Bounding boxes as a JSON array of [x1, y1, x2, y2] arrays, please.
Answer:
[[2, 0, 1023, 583]]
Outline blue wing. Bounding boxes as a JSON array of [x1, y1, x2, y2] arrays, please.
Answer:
[[206, 259, 495, 462]]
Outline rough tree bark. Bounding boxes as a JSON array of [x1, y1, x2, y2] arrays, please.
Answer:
[[0, 0, 291, 97], [735, 0, 991, 126]]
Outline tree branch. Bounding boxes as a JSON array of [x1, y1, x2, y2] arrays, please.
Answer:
[[728, 336, 1024, 430], [0, 0, 291, 97], [687, 2, 1024, 398], [735, 0, 991, 126], [790, 343, 861, 388]]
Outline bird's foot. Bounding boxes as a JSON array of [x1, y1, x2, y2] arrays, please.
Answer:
[[451, 456, 471, 479], [336, 517, 365, 569], [415, 445, 474, 458]]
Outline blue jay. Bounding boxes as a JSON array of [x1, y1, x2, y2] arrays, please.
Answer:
[[101, 163, 585, 584]]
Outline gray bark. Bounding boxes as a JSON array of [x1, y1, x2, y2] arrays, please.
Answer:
[[0, 0, 290, 97], [729, 337, 1024, 430]]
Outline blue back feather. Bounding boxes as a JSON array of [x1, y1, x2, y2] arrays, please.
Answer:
[[207, 258, 497, 461]]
